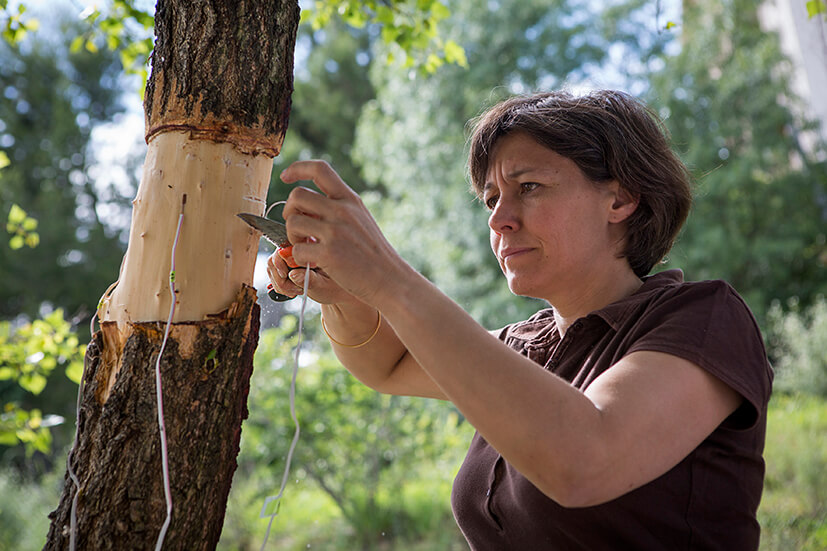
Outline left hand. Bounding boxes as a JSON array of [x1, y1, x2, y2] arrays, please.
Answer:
[[279, 160, 407, 308]]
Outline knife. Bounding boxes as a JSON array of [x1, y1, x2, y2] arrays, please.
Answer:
[[237, 213, 296, 302]]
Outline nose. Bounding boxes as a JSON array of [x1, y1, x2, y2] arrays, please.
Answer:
[[488, 196, 520, 235]]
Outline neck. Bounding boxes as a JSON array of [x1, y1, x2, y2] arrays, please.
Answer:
[[551, 264, 642, 338]]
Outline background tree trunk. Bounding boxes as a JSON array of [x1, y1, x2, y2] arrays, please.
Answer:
[[45, 0, 300, 548]]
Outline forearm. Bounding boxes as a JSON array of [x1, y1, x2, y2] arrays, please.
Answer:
[[373, 267, 605, 503], [320, 301, 401, 386], [320, 301, 448, 399]]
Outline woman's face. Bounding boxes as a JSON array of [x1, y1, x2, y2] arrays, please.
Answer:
[[484, 132, 626, 302]]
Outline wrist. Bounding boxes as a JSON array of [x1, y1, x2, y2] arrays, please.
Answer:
[[320, 302, 382, 347], [321, 309, 382, 348]]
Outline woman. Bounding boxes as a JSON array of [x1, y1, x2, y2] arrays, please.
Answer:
[[267, 90, 773, 550]]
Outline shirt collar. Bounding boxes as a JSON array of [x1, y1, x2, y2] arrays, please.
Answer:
[[591, 269, 685, 330]]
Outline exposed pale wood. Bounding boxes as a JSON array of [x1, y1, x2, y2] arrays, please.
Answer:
[[101, 132, 272, 326], [45, 0, 301, 546]]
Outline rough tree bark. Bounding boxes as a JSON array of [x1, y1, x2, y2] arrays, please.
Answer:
[[45, 1, 300, 548]]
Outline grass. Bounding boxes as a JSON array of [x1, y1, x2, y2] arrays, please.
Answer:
[[759, 393, 827, 550]]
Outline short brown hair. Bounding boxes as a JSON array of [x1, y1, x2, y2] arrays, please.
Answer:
[[468, 90, 692, 278]]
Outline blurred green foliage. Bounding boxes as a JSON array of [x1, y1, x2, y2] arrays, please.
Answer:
[[768, 297, 827, 397], [0, 1, 39, 44], [760, 393, 827, 551], [0, 12, 131, 324], [0, 0, 826, 547], [1, 201, 84, 459], [5, 203, 39, 249], [305, 0, 467, 74], [231, 315, 473, 547], [648, 0, 827, 323]]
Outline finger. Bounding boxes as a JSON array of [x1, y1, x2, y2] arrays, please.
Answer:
[[283, 212, 328, 250], [266, 255, 302, 296], [267, 252, 290, 280], [287, 266, 356, 305], [280, 160, 354, 200], [282, 185, 329, 222]]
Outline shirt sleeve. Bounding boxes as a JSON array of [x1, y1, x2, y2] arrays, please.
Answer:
[[624, 280, 773, 429]]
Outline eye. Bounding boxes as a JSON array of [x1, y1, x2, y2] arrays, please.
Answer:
[[520, 182, 540, 194], [484, 194, 498, 210]]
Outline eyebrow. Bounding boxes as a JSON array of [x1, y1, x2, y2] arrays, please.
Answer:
[[483, 167, 544, 192]]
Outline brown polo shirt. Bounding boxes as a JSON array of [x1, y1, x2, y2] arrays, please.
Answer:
[[451, 270, 773, 550]]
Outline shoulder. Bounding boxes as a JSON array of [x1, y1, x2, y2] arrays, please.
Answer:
[[625, 273, 773, 428]]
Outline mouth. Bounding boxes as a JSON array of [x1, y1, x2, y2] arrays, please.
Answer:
[[499, 247, 533, 264]]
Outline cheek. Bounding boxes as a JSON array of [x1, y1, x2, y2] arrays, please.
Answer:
[[489, 231, 506, 270]]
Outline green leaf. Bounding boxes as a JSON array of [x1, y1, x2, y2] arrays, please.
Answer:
[[24, 233, 39, 248], [0, 151, 9, 169], [443, 39, 468, 67], [21, 217, 37, 231], [430, 1, 451, 21], [9, 235, 23, 250], [19, 373, 47, 395], [7, 204, 26, 225], [376, 5, 394, 25], [65, 361, 83, 384], [806, 0, 827, 18]]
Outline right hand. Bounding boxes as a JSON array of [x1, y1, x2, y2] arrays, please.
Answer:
[[265, 249, 363, 306]]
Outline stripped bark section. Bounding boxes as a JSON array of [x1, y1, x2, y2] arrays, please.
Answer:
[[46, 286, 260, 550]]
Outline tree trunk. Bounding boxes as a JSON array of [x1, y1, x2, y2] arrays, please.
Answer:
[[45, 0, 300, 548]]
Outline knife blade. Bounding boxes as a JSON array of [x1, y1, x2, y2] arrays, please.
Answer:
[[238, 212, 294, 301], [237, 213, 290, 248]]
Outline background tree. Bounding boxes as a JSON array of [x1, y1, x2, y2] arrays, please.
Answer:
[[0, 14, 129, 322], [648, 0, 827, 322], [355, 0, 674, 328], [0, 10, 135, 479]]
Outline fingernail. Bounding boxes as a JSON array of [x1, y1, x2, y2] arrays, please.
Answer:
[[289, 270, 303, 283], [276, 266, 286, 279]]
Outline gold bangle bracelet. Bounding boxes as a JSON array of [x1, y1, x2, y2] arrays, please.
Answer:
[[321, 311, 382, 349]]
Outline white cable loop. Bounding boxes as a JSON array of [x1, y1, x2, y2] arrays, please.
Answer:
[[259, 262, 311, 550]]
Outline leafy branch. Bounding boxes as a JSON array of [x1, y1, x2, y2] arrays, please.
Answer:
[[0, 1, 39, 44], [0, 310, 85, 455], [5, 204, 39, 250], [806, 0, 827, 19], [70, 0, 155, 92], [304, 0, 467, 73]]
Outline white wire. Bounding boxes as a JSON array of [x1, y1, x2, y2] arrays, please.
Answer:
[[259, 263, 311, 550], [153, 209, 184, 551]]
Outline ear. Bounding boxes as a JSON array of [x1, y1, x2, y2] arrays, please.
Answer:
[[606, 181, 639, 224]]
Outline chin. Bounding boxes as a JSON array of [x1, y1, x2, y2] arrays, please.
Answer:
[[506, 278, 542, 300]]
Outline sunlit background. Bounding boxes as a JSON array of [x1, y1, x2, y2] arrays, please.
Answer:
[[2, 0, 826, 549]]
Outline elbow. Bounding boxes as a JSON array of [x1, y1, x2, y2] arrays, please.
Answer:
[[533, 447, 623, 508]]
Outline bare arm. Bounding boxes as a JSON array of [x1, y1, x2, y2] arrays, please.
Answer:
[[371, 270, 741, 506], [265, 168, 446, 400], [320, 301, 448, 399], [276, 160, 742, 507]]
